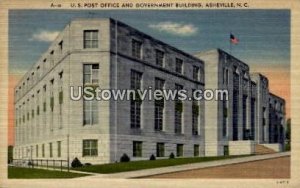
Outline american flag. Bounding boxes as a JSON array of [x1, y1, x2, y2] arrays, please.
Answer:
[[230, 33, 239, 44]]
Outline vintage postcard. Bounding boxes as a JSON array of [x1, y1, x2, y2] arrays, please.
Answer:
[[0, 0, 299, 187]]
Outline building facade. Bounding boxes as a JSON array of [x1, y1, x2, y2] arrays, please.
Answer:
[[13, 18, 285, 164]]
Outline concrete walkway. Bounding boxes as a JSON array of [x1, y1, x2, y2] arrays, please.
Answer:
[[76, 152, 290, 179]]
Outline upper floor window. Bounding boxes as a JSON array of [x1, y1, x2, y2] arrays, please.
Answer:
[[83, 64, 99, 85], [155, 50, 164, 67], [132, 39, 142, 59], [84, 30, 98, 49], [193, 66, 199, 81], [175, 58, 183, 74], [59, 40, 63, 52]]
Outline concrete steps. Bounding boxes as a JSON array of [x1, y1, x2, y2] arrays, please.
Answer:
[[255, 144, 276, 155]]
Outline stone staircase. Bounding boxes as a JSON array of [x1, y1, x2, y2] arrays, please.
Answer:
[[255, 144, 277, 155]]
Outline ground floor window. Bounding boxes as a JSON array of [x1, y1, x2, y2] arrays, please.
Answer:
[[194, 144, 199, 156], [133, 141, 142, 157], [83, 139, 98, 157], [156, 143, 165, 157], [49, 143, 53, 158], [224, 145, 229, 156], [57, 141, 61, 157], [176, 144, 183, 157], [42, 144, 45, 157], [36, 145, 38, 158]]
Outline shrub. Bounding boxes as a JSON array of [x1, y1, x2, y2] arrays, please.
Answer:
[[71, 157, 83, 168], [149, 154, 156, 160], [120, 153, 130, 162], [169, 152, 175, 159], [84, 163, 92, 166]]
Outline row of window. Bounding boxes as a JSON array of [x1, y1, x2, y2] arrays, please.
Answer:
[[131, 39, 204, 81], [129, 70, 200, 135], [83, 140, 200, 158], [17, 141, 62, 159]]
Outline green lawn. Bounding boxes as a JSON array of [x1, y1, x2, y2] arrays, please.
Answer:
[[8, 167, 89, 179], [73, 155, 249, 174]]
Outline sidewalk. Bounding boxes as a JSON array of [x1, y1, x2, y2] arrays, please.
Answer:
[[76, 151, 290, 179]]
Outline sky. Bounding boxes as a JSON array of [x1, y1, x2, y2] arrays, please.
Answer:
[[8, 9, 290, 145]]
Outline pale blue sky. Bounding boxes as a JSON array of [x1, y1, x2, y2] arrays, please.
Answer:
[[9, 9, 290, 74]]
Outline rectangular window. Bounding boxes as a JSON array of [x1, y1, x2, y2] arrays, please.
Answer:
[[175, 58, 183, 74], [59, 91, 63, 104], [83, 100, 99, 125], [192, 104, 199, 135], [36, 145, 38, 158], [82, 140, 98, 157], [43, 101, 46, 112], [32, 109, 34, 119], [156, 143, 165, 157], [155, 50, 164, 67], [83, 64, 99, 85], [83, 64, 99, 125], [37, 106, 40, 116], [42, 144, 45, 157], [133, 141, 142, 157], [194, 144, 199, 156], [154, 78, 165, 131], [175, 84, 183, 134], [50, 96, 54, 112], [49, 143, 53, 158], [193, 66, 199, 80], [57, 141, 61, 157], [130, 70, 142, 129], [84, 30, 98, 48], [176, 144, 183, 157], [132, 39, 142, 59]]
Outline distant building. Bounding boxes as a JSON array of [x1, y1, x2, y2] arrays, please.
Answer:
[[13, 18, 285, 164]]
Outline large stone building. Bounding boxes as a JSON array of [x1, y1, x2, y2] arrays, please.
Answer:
[[13, 18, 285, 164]]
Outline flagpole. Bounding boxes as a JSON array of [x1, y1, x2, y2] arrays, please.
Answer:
[[230, 39, 232, 54], [229, 32, 232, 55]]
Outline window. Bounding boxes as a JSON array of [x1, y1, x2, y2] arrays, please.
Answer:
[[57, 141, 61, 157], [156, 143, 165, 157], [132, 39, 142, 59], [82, 140, 98, 157], [49, 143, 53, 158], [175, 58, 183, 74], [84, 30, 98, 48], [175, 84, 183, 134], [223, 93, 228, 137], [50, 96, 54, 112], [36, 145, 38, 158], [59, 40, 63, 51], [193, 66, 199, 80], [194, 144, 199, 156], [83, 64, 99, 85], [192, 103, 199, 135], [83, 64, 99, 125], [42, 144, 45, 157], [155, 50, 164, 67], [176, 144, 183, 157], [154, 78, 164, 131], [133, 141, 142, 157], [83, 100, 98, 125], [130, 70, 142, 129]]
